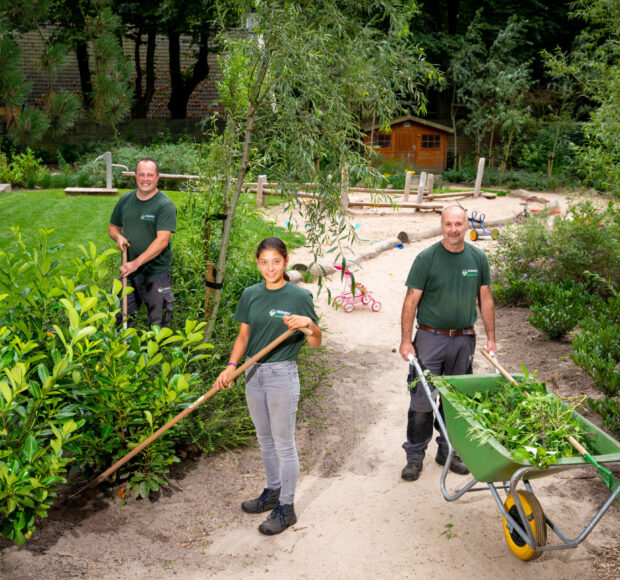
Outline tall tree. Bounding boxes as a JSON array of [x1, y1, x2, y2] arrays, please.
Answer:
[[163, 0, 219, 119], [200, 0, 438, 339], [542, 0, 619, 195]]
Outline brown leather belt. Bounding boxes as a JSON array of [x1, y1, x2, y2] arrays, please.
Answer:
[[417, 324, 475, 337]]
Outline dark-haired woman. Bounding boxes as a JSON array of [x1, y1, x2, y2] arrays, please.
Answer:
[[215, 237, 322, 535]]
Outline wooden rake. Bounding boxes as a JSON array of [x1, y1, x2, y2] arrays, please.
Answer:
[[69, 325, 312, 498]]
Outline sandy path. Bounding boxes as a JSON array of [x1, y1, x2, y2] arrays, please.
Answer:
[[185, 192, 618, 579], [1, 190, 617, 579]]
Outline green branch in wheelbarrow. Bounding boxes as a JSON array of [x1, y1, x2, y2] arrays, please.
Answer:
[[481, 348, 617, 489], [69, 325, 313, 498]]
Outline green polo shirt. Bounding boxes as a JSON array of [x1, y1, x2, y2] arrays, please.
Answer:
[[234, 282, 318, 363], [110, 189, 176, 278], [406, 241, 491, 329]]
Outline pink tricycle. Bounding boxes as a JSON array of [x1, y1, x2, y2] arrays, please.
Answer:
[[332, 265, 381, 313]]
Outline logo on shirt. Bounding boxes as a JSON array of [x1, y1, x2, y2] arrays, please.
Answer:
[[269, 309, 291, 318], [141, 214, 156, 222], [462, 269, 479, 277]]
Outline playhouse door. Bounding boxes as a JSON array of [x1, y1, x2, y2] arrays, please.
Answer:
[[394, 130, 415, 165]]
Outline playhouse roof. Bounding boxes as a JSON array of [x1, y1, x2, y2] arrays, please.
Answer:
[[363, 115, 454, 134]]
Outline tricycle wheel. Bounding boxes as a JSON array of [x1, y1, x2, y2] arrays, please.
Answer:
[[491, 228, 500, 240], [469, 230, 478, 241], [502, 491, 547, 561], [344, 303, 354, 313], [371, 301, 381, 312], [361, 295, 371, 305]]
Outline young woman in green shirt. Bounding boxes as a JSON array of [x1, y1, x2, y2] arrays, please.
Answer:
[[215, 238, 322, 535]]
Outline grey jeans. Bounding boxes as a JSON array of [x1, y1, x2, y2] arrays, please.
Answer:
[[245, 360, 300, 505], [403, 328, 475, 463]]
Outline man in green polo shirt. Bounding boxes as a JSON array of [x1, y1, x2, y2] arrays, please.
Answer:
[[398, 205, 497, 482], [108, 158, 177, 327]]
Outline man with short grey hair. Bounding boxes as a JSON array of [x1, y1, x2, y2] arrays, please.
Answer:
[[398, 205, 497, 481]]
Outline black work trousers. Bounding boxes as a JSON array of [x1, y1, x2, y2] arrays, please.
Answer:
[[403, 328, 475, 463]]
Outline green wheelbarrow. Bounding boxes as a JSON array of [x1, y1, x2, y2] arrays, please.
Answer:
[[408, 355, 620, 561]]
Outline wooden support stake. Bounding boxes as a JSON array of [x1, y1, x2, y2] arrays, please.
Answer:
[[256, 174, 267, 207], [416, 172, 427, 205], [473, 157, 485, 198], [403, 170, 413, 202], [426, 173, 434, 195]]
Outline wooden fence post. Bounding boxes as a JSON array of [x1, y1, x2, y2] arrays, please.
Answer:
[[416, 171, 427, 204], [403, 170, 412, 202], [473, 158, 485, 198], [256, 174, 267, 207], [426, 173, 434, 195]]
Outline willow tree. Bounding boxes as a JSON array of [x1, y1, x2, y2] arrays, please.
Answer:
[[201, 0, 438, 339]]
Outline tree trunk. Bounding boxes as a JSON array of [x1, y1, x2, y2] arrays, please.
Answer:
[[131, 30, 156, 118], [204, 56, 271, 341], [168, 26, 210, 120], [450, 87, 458, 169], [76, 40, 92, 109]]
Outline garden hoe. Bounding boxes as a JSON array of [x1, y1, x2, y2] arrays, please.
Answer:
[[481, 349, 617, 490], [121, 246, 128, 329], [69, 325, 313, 499]]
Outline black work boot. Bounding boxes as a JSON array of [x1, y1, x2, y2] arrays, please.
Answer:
[[401, 462, 423, 481], [435, 452, 469, 475], [258, 503, 297, 535], [241, 487, 280, 514]]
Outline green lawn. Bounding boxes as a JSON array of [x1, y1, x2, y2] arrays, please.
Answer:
[[0, 189, 304, 275]]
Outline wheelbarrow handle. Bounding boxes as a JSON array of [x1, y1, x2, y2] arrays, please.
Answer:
[[481, 349, 518, 385]]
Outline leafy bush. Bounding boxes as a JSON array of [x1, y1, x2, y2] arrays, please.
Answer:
[[490, 201, 620, 303], [528, 281, 590, 339], [587, 396, 620, 438], [0, 229, 212, 544], [442, 165, 578, 191], [0, 149, 48, 187], [570, 297, 620, 397]]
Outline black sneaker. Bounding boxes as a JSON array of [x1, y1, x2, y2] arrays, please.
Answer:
[[435, 452, 469, 475], [241, 487, 280, 514], [401, 462, 423, 481], [258, 503, 297, 535]]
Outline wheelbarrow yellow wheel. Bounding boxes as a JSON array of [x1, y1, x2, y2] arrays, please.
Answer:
[[470, 230, 478, 241], [502, 491, 546, 561], [491, 228, 500, 240]]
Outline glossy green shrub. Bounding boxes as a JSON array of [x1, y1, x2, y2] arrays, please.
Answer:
[[571, 306, 620, 397], [528, 282, 590, 339], [0, 230, 213, 544]]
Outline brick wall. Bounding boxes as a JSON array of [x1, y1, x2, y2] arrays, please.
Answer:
[[19, 26, 225, 120]]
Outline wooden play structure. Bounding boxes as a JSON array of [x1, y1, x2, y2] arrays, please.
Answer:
[[64, 152, 123, 196], [77, 153, 494, 216]]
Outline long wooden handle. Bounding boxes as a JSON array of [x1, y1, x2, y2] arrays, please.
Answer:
[[568, 435, 587, 456], [481, 349, 518, 385], [90, 325, 313, 488], [121, 247, 128, 328]]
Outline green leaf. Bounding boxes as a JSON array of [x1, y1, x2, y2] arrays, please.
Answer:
[[144, 410, 153, 427], [62, 420, 78, 437], [0, 381, 11, 403], [23, 435, 39, 462], [72, 326, 97, 343]]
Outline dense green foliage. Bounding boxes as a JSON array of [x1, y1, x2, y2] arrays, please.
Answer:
[[489, 200, 620, 440], [433, 372, 587, 468], [0, 230, 212, 544]]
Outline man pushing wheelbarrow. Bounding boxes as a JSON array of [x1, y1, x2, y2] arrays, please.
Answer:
[[398, 205, 497, 481]]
